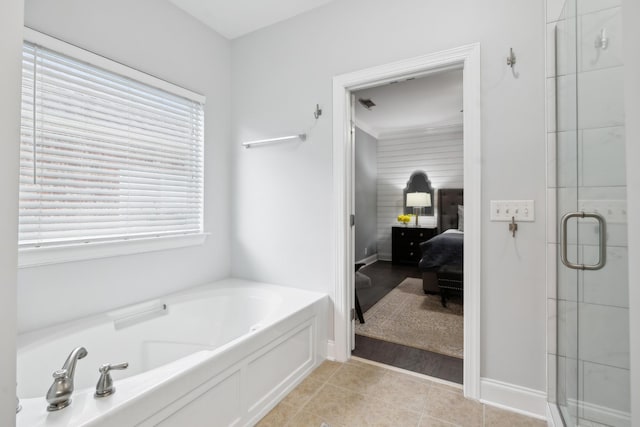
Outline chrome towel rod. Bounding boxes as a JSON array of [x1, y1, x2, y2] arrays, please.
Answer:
[[242, 104, 322, 149], [242, 134, 307, 149]]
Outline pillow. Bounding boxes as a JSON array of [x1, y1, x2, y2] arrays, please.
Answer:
[[457, 205, 464, 232]]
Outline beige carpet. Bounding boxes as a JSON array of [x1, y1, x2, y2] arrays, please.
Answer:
[[355, 277, 463, 359]]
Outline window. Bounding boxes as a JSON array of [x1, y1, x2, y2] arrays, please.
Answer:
[[19, 30, 205, 266]]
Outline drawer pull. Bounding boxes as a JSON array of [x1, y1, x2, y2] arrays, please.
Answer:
[[410, 242, 414, 246], [419, 233, 424, 237], [410, 252, 414, 256], [401, 232, 405, 236]]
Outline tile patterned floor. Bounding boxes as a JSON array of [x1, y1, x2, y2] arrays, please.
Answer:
[[256, 360, 547, 427]]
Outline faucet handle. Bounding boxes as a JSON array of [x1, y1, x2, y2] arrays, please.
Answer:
[[99, 362, 128, 374], [52, 369, 68, 379], [95, 362, 128, 398]]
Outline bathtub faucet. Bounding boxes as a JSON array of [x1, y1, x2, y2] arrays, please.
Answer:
[[45, 346, 88, 411]]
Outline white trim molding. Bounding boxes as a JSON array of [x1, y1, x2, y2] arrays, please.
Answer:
[[480, 378, 548, 420], [547, 402, 561, 427], [19, 233, 208, 267], [355, 253, 378, 266], [353, 119, 379, 139], [332, 43, 482, 400], [326, 340, 336, 361]]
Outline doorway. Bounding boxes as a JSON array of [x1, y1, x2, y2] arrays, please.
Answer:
[[351, 70, 464, 383], [332, 43, 482, 399]]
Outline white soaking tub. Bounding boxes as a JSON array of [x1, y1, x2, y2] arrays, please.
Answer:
[[16, 278, 329, 427]]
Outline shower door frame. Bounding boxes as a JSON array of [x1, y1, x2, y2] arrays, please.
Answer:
[[549, 1, 635, 424], [331, 43, 482, 399]]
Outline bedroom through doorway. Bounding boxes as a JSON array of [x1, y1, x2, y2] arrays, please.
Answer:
[[351, 69, 465, 384]]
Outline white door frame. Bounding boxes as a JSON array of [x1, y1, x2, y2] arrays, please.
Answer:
[[331, 43, 482, 399]]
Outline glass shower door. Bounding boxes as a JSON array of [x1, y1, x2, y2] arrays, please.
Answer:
[[554, 0, 630, 425]]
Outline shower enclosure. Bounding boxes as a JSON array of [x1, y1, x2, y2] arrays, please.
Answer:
[[550, 0, 629, 425]]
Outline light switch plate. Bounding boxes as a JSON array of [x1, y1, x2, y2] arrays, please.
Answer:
[[490, 200, 535, 222]]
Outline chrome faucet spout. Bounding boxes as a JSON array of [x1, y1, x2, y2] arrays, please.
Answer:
[[61, 346, 88, 381], [46, 346, 88, 411]]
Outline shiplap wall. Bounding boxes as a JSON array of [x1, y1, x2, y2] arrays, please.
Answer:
[[377, 127, 463, 260]]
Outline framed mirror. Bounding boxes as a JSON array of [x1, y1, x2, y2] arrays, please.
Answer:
[[403, 171, 434, 216]]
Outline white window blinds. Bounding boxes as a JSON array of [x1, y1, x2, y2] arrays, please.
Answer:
[[19, 42, 205, 249]]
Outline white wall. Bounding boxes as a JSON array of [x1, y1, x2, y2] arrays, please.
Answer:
[[376, 128, 463, 260], [354, 128, 378, 262], [19, 0, 232, 332], [623, 0, 640, 422], [231, 0, 547, 392], [0, 1, 23, 423]]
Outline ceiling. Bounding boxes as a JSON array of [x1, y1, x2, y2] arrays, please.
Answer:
[[168, 0, 336, 39], [354, 68, 463, 138]]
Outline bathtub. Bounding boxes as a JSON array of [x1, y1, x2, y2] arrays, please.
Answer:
[[16, 278, 329, 426]]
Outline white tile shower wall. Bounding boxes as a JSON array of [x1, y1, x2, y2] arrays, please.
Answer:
[[581, 127, 626, 187], [582, 361, 631, 422], [579, 7, 623, 72], [376, 129, 463, 260], [546, 1, 629, 423], [582, 245, 628, 307], [578, 0, 621, 17], [579, 303, 629, 369], [577, 67, 625, 129]]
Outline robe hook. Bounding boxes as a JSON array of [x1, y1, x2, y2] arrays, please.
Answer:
[[507, 48, 516, 68], [313, 104, 322, 119]]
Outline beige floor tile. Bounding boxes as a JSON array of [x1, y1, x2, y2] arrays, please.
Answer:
[[350, 397, 422, 427], [423, 387, 483, 427], [327, 362, 387, 394], [281, 377, 324, 408], [307, 360, 342, 383], [368, 371, 432, 413], [429, 381, 464, 395], [303, 384, 368, 425], [484, 405, 547, 427], [255, 402, 299, 427], [418, 415, 460, 426], [288, 409, 341, 427]]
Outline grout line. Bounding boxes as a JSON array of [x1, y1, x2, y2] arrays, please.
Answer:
[[482, 402, 486, 427], [284, 382, 329, 427]]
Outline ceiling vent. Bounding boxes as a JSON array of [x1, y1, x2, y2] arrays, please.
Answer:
[[358, 98, 376, 110]]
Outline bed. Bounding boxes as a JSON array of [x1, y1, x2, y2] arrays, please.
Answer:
[[420, 188, 464, 293]]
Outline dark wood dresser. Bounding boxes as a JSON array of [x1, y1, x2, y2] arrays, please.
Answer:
[[391, 226, 437, 265]]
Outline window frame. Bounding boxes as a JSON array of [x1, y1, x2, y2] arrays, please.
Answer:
[[19, 28, 208, 268]]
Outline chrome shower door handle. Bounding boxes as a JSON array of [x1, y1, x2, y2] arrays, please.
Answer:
[[560, 211, 607, 270]]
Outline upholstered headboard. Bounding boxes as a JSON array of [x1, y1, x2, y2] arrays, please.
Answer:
[[437, 188, 464, 234]]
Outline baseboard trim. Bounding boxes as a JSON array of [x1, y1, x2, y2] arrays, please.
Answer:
[[480, 377, 547, 420], [378, 253, 392, 262], [569, 398, 631, 426], [326, 340, 336, 361], [355, 254, 378, 266], [547, 402, 561, 426]]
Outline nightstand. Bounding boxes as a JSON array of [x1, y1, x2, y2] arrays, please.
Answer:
[[391, 226, 437, 265]]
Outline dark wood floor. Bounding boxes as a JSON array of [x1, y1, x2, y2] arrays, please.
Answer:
[[354, 260, 463, 384], [357, 261, 422, 312], [352, 335, 463, 384]]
